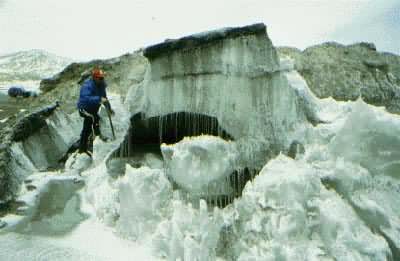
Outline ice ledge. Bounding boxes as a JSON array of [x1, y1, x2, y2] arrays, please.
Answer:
[[0, 173, 83, 233], [143, 23, 267, 59]]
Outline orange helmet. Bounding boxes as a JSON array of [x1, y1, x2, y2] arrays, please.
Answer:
[[92, 68, 105, 79]]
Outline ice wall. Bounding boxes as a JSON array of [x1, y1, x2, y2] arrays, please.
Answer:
[[6, 109, 80, 199], [127, 23, 319, 170]]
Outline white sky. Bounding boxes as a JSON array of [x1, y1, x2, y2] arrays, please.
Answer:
[[0, 0, 399, 60]]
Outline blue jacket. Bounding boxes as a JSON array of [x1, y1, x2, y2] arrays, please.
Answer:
[[77, 78, 107, 113]]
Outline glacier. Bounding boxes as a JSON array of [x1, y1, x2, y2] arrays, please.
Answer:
[[0, 23, 399, 260]]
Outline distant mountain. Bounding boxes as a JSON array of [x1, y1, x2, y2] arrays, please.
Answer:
[[0, 49, 73, 92]]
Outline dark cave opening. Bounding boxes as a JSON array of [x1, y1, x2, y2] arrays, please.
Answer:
[[112, 111, 234, 158], [107, 111, 257, 208]]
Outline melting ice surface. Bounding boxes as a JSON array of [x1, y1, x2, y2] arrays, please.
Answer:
[[161, 136, 238, 194], [1, 93, 400, 260]]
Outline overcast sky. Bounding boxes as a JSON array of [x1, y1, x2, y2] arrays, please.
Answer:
[[0, 0, 399, 60]]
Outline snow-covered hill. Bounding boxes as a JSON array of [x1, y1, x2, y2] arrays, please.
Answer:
[[0, 49, 72, 92]]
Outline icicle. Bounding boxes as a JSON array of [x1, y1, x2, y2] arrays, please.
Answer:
[[128, 125, 133, 157], [215, 118, 217, 136], [196, 113, 198, 136], [123, 131, 127, 157], [193, 113, 197, 136], [197, 115, 204, 135], [236, 169, 240, 192], [207, 180, 210, 205], [158, 116, 163, 143], [197, 114, 200, 135], [188, 113, 191, 135], [238, 170, 242, 196], [185, 112, 188, 137], [203, 115, 206, 135], [209, 117, 212, 135], [122, 136, 125, 157], [121, 134, 124, 158], [118, 140, 122, 158], [206, 116, 209, 135], [175, 112, 178, 141], [193, 113, 196, 136], [193, 113, 195, 135], [189, 113, 191, 136], [186, 112, 189, 137], [234, 171, 238, 197], [198, 115, 205, 135], [129, 126, 132, 156]]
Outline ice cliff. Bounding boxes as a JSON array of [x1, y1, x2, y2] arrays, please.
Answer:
[[127, 23, 320, 170]]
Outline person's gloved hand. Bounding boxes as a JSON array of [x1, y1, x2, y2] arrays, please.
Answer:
[[101, 98, 115, 116]]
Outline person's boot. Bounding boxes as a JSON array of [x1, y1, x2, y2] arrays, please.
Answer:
[[99, 134, 109, 142], [78, 148, 92, 157]]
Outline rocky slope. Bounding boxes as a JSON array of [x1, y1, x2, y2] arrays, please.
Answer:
[[38, 51, 148, 113], [277, 43, 400, 113]]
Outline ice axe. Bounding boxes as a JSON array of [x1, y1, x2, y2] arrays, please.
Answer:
[[102, 101, 116, 140]]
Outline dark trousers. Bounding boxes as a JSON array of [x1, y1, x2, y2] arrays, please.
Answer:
[[79, 109, 100, 153]]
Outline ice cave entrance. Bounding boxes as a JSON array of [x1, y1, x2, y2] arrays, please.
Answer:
[[107, 112, 256, 207], [112, 111, 233, 157]]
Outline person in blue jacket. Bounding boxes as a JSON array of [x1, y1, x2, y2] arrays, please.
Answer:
[[77, 68, 113, 154]]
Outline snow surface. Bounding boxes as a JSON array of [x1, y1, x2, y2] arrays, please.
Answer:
[[225, 155, 390, 260], [2, 85, 400, 260]]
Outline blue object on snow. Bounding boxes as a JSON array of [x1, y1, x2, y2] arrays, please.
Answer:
[[7, 86, 32, 98], [8, 86, 25, 97]]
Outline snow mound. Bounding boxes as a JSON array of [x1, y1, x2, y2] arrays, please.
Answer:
[[161, 135, 238, 194], [117, 165, 172, 240], [227, 155, 391, 260], [153, 199, 223, 261], [65, 152, 92, 175], [329, 99, 400, 177]]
